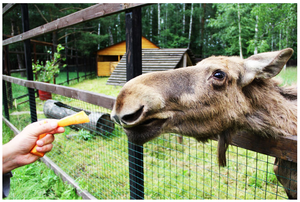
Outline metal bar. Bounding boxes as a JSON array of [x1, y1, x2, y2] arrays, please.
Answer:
[[21, 4, 37, 123], [3, 35, 13, 108], [126, 7, 144, 200], [3, 3, 150, 46], [65, 47, 70, 85], [2, 80, 10, 121], [76, 50, 79, 82]]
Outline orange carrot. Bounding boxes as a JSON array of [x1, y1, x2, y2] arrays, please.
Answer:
[[30, 111, 90, 157]]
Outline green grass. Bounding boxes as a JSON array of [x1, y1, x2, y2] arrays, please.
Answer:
[[69, 76, 122, 97], [5, 161, 81, 200], [276, 66, 297, 85], [4, 67, 297, 199]]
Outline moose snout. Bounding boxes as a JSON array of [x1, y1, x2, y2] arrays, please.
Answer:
[[111, 106, 145, 127]]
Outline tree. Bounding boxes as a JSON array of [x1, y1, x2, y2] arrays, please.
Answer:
[[188, 3, 193, 48], [2, 3, 297, 60], [208, 3, 255, 57]]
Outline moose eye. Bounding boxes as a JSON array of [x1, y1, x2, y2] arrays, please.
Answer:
[[213, 70, 226, 80]]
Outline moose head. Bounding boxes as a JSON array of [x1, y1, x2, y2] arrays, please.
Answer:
[[111, 48, 296, 166]]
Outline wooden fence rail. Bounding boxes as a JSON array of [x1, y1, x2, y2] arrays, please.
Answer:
[[2, 3, 150, 46]]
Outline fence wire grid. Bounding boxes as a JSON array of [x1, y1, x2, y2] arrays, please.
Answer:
[[3, 79, 295, 200]]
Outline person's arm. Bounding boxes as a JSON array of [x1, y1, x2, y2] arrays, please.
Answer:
[[2, 120, 64, 174]]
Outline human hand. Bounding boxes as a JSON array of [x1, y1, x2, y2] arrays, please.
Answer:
[[2, 120, 65, 174]]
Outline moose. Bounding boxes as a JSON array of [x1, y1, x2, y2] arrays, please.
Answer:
[[111, 48, 297, 199]]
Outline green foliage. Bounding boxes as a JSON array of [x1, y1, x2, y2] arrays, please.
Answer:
[[4, 161, 80, 200], [247, 39, 269, 54], [78, 129, 95, 141], [2, 3, 297, 59], [32, 44, 66, 82]]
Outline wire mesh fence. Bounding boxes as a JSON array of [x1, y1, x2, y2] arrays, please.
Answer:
[[2, 77, 296, 200]]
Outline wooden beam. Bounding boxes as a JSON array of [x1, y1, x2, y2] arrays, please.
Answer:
[[4, 34, 53, 46], [2, 3, 16, 16], [3, 3, 150, 46], [125, 7, 144, 200], [2, 75, 116, 110], [21, 4, 37, 123], [231, 131, 297, 163], [126, 7, 142, 81]]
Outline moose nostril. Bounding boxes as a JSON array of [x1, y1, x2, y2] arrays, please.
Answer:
[[121, 106, 144, 124], [112, 115, 121, 125]]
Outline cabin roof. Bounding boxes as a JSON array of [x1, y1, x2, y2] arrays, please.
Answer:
[[106, 48, 196, 86]]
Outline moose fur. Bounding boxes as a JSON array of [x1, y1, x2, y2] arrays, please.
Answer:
[[111, 48, 297, 199]]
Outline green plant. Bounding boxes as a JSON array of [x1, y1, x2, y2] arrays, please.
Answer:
[[78, 129, 95, 141], [33, 44, 66, 83], [5, 161, 80, 200]]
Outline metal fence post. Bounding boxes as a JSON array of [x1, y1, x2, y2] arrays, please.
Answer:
[[2, 80, 10, 121], [76, 50, 79, 82], [125, 7, 144, 200], [3, 35, 13, 109], [21, 4, 37, 123]]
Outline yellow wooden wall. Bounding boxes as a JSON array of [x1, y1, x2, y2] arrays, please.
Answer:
[[96, 37, 159, 56], [97, 37, 159, 76]]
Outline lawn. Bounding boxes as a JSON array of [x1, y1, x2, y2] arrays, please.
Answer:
[[3, 67, 297, 199]]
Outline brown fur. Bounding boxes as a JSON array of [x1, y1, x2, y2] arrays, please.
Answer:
[[111, 48, 297, 198]]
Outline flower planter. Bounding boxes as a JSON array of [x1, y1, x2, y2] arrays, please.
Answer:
[[38, 90, 52, 100]]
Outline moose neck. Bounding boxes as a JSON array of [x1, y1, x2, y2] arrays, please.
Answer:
[[242, 79, 297, 137]]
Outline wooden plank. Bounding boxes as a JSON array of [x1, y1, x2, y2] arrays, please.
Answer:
[[3, 3, 150, 46], [126, 7, 144, 200], [231, 131, 297, 162], [2, 75, 116, 110], [21, 4, 37, 123], [2, 3, 16, 16]]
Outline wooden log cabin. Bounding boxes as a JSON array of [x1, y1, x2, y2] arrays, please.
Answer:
[[96, 36, 159, 76]]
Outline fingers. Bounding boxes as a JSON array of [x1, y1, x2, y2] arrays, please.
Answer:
[[37, 134, 55, 146], [53, 126, 65, 134], [35, 143, 53, 153], [21, 120, 58, 138], [35, 134, 55, 153], [22, 119, 65, 138]]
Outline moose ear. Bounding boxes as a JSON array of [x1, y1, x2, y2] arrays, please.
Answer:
[[241, 48, 293, 87]]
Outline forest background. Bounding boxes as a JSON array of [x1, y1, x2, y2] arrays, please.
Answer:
[[2, 3, 297, 64]]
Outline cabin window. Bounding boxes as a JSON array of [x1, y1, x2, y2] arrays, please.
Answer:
[[98, 55, 119, 62]]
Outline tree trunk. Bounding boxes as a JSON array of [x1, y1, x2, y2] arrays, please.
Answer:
[[150, 6, 153, 41], [52, 31, 57, 54], [254, 15, 258, 55], [238, 3, 243, 58], [158, 3, 161, 45], [188, 3, 193, 48], [108, 26, 114, 46], [199, 3, 206, 58], [182, 3, 185, 35], [98, 23, 100, 50]]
